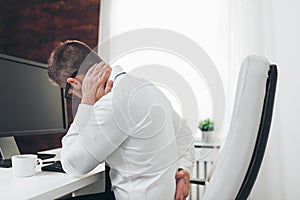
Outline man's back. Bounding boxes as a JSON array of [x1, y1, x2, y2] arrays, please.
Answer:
[[101, 74, 178, 199]]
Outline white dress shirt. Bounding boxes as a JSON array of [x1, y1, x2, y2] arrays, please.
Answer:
[[61, 66, 194, 200]]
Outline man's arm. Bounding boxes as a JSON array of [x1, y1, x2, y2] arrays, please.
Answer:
[[173, 111, 195, 175], [61, 99, 128, 176], [173, 111, 195, 200], [61, 63, 126, 176]]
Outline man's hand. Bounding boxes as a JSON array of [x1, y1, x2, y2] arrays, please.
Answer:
[[81, 62, 113, 105], [175, 169, 190, 200]]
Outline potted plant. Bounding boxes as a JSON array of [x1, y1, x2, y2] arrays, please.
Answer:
[[198, 118, 214, 143]]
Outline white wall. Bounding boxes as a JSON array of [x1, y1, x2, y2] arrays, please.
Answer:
[[99, 0, 218, 58], [99, 0, 225, 137]]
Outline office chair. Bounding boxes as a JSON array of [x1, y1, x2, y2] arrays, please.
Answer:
[[190, 55, 278, 200]]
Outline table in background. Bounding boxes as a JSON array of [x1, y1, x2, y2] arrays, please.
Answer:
[[189, 139, 221, 200]]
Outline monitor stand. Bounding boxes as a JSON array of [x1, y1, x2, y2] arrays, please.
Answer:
[[0, 137, 20, 160]]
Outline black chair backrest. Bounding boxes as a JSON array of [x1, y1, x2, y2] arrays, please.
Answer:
[[236, 64, 278, 199]]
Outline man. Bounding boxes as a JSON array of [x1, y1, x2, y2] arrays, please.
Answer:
[[48, 40, 194, 200]]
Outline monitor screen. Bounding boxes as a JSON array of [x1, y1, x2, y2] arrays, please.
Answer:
[[0, 54, 68, 137]]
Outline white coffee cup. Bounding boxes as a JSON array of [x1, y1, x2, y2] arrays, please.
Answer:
[[11, 154, 42, 177]]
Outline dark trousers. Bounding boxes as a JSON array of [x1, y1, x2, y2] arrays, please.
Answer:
[[68, 165, 116, 200]]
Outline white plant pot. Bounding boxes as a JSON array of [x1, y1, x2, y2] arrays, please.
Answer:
[[202, 131, 215, 143]]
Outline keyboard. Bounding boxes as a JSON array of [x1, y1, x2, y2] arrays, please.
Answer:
[[37, 153, 56, 160], [41, 161, 65, 173], [0, 159, 12, 168]]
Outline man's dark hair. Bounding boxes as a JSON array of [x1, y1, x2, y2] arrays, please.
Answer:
[[47, 40, 102, 88]]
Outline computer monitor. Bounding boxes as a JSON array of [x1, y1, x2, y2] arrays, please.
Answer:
[[0, 53, 68, 159]]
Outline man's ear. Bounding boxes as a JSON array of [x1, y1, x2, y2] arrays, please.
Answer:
[[67, 78, 82, 90]]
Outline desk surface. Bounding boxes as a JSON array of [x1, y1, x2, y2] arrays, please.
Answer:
[[193, 138, 222, 162], [0, 149, 105, 200], [194, 138, 222, 148]]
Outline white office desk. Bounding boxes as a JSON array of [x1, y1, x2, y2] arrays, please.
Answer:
[[0, 149, 105, 200]]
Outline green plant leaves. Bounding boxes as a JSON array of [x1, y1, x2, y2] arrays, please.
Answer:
[[198, 118, 214, 131]]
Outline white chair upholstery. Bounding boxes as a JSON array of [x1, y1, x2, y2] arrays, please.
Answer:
[[198, 55, 278, 200]]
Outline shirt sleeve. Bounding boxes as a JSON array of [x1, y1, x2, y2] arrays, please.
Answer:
[[173, 111, 195, 175], [61, 95, 128, 176]]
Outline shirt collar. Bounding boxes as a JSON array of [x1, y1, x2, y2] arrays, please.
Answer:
[[108, 65, 125, 81]]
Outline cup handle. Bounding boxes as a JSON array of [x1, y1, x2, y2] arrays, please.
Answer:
[[36, 158, 43, 166]]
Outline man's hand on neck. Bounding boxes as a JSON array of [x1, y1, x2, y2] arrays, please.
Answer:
[[81, 62, 113, 105]]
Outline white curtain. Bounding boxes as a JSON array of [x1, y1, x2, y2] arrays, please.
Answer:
[[216, 1, 282, 199], [252, 0, 300, 199], [219, 0, 300, 199], [215, 0, 265, 135]]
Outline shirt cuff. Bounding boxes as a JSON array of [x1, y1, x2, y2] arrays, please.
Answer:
[[178, 160, 193, 175]]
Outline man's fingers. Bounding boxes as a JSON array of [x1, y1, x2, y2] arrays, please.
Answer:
[[175, 192, 184, 200], [85, 63, 98, 76], [175, 190, 181, 200], [175, 170, 190, 180], [92, 61, 106, 73], [175, 171, 185, 179], [94, 67, 112, 101], [175, 180, 184, 200], [105, 80, 113, 94], [175, 170, 190, 200], [175, 173, 183, 179], [98, 66, 111, 86], [86, 61, 106, 76]]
